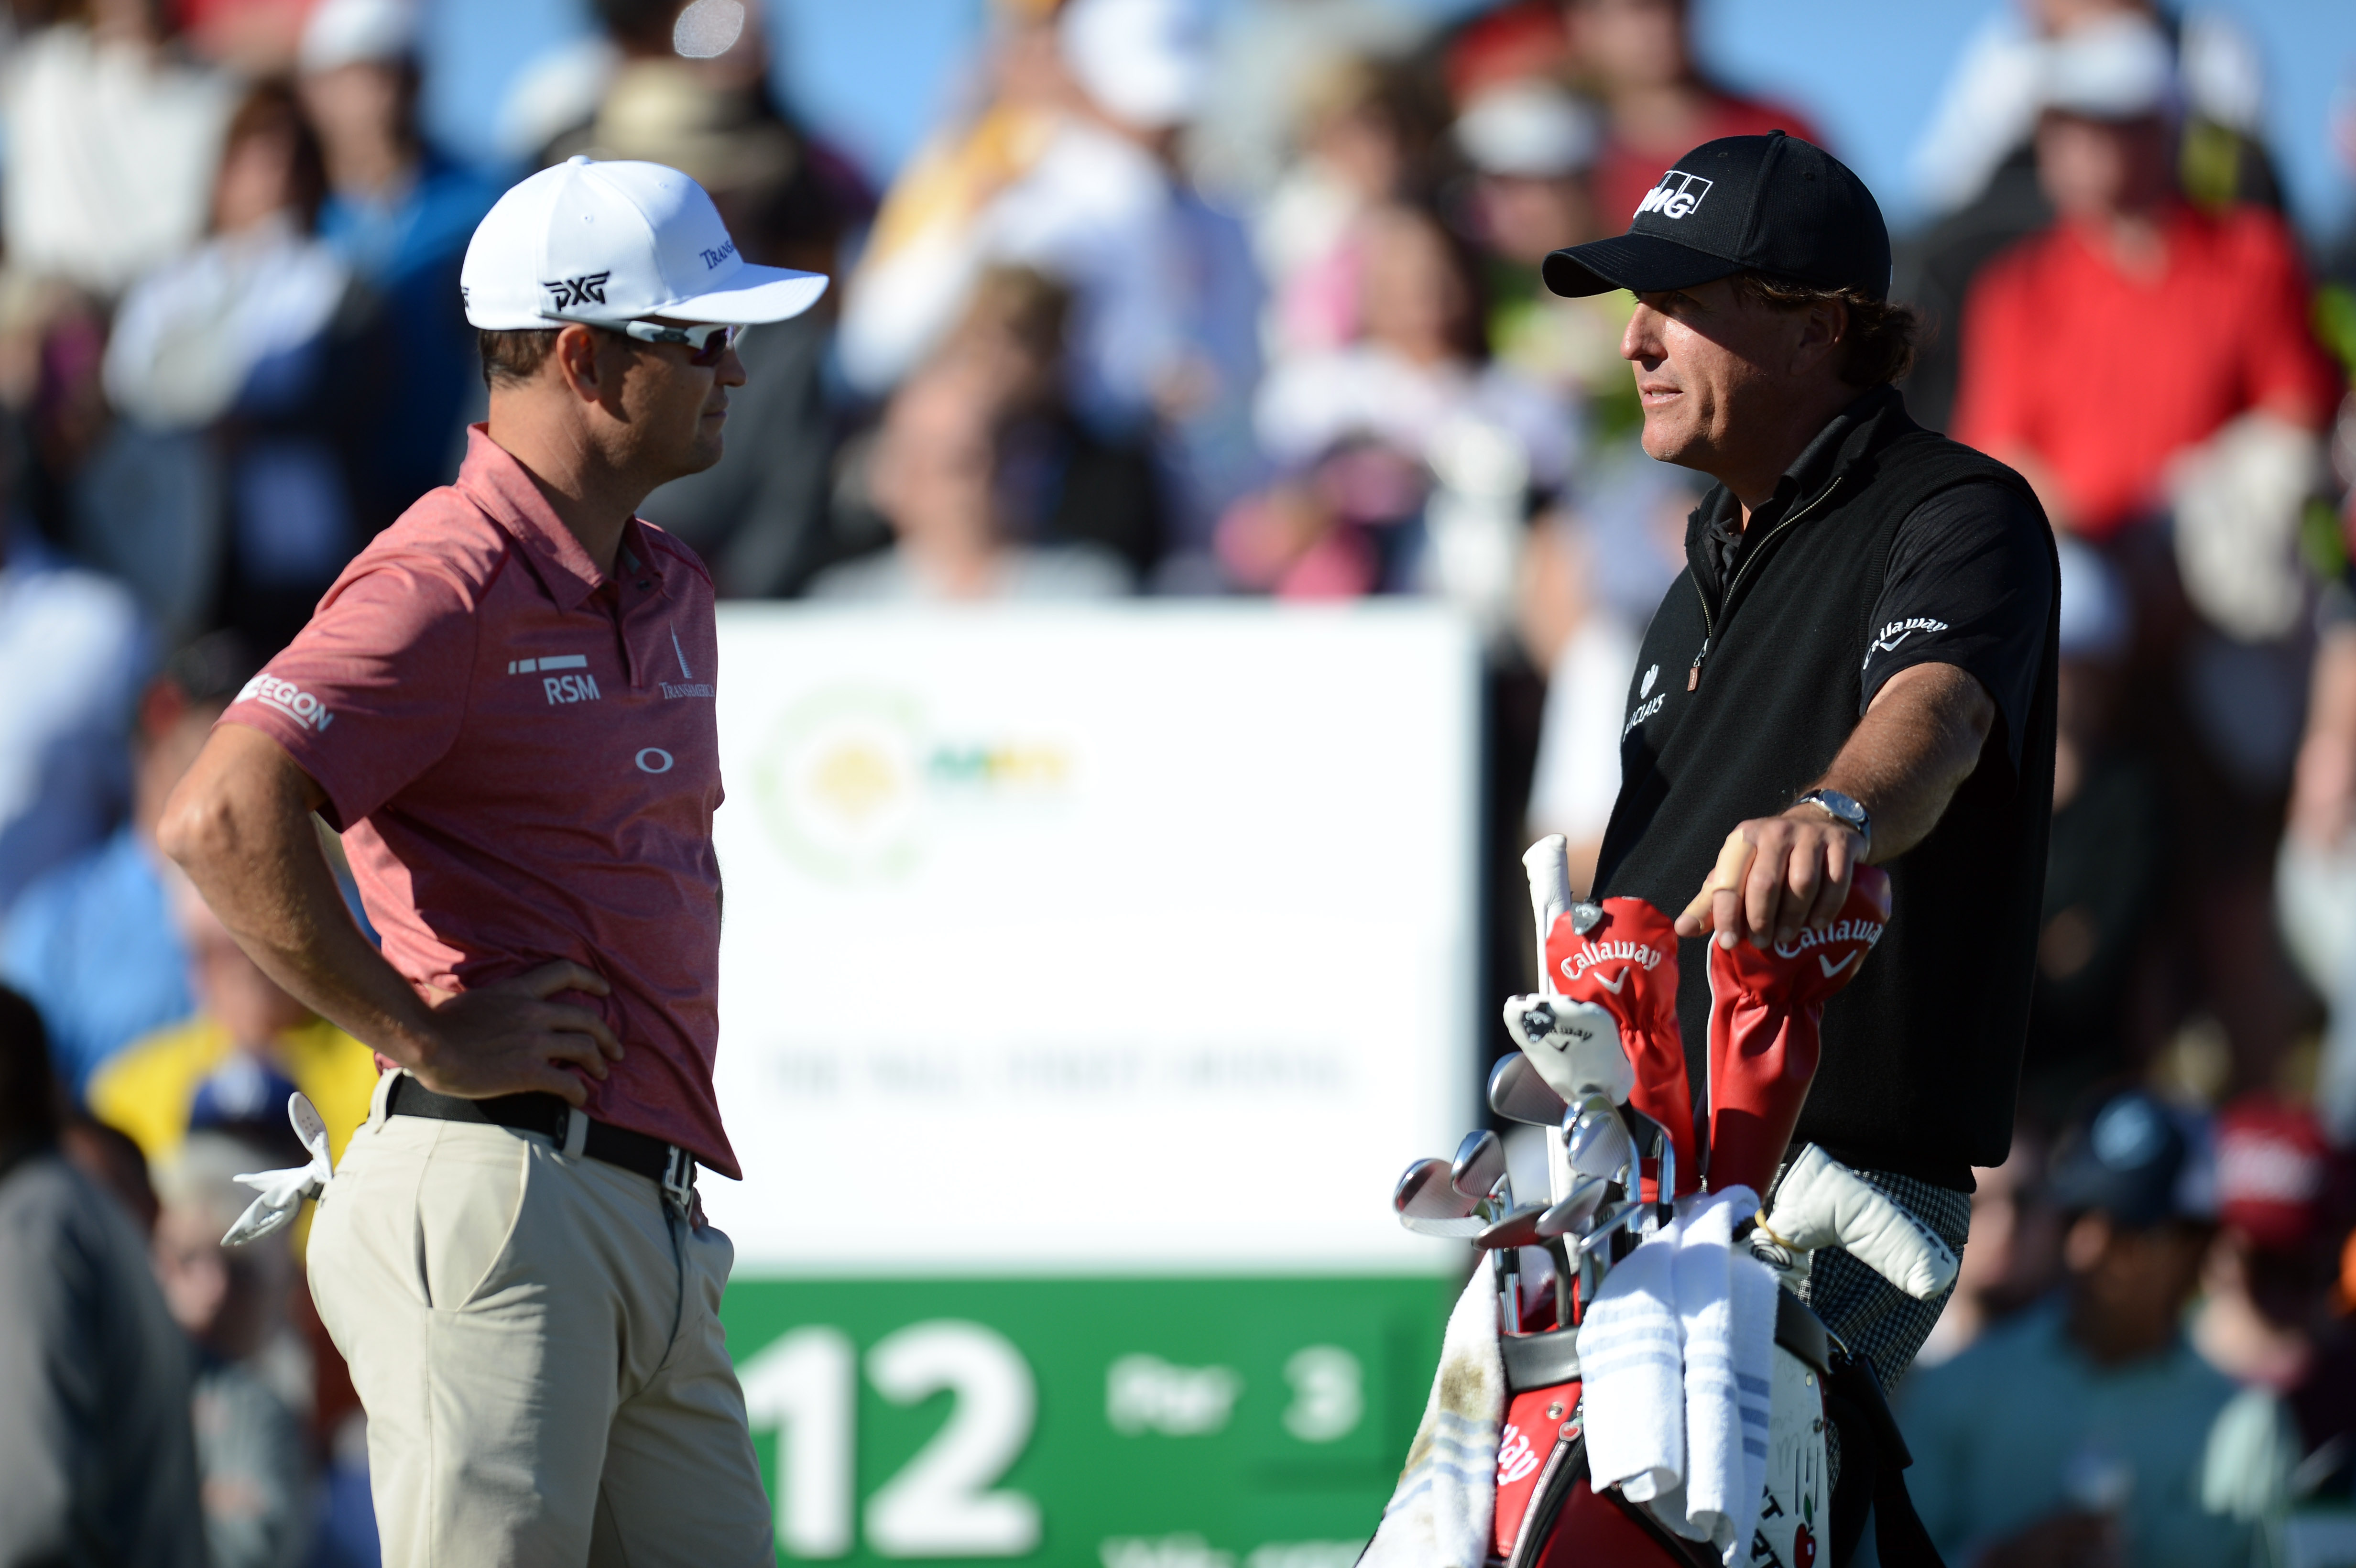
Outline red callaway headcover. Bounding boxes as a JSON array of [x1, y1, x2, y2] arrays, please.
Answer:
[[1545, 897, 1697, 1195], [1704, 864, 1892, 1196]]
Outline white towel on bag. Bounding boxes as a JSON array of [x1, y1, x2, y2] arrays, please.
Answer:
[[1574, 1208, 1686, 1501], [1727, 1243, 1780, 1562], [1664, 1189, 1747, 1548], [1362, 1269, 1505, 1568]]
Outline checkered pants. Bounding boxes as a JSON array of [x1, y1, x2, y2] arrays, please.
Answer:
[[1798, 1164, 1973, 1395]]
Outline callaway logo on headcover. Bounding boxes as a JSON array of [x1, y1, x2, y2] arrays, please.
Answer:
[[543, 272, 613, 310], [1634, 169, 1713, 221], [1770, 916, 1886, 964], [1560, 939, 1664, 988]]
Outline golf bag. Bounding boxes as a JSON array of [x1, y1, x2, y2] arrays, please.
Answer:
[[1369, 838, 1949, 1568]]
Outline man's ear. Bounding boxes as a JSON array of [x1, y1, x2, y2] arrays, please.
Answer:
[[1790, 296, 1847, 380], [551, 323, 606, 401]]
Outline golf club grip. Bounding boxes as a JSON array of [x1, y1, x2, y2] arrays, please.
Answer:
[[1523, 836, 1573, 994]]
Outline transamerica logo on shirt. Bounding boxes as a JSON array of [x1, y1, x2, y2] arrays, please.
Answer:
[[237, 673, 333, 732], [662, 627, 712, 699]]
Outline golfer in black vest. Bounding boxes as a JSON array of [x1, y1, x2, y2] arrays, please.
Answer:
[[1546, 131, 2059, 1387]]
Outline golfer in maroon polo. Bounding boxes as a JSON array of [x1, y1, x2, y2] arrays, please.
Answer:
[[161, 157, 826, 1566]]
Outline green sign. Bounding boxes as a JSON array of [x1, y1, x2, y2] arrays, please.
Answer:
[[725, 1275, 1454, 1565]]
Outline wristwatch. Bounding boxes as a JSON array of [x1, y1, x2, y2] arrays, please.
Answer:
[[1793, 789, 1871, 858]]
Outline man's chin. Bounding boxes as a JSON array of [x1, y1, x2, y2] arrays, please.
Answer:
[[1638, 419, 1696, 469]]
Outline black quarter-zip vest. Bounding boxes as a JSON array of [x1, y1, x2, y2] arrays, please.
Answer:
[[1595, 393, 2059, 1190]]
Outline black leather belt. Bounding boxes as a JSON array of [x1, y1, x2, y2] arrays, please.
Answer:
[[385, 1075, 693, 1198]]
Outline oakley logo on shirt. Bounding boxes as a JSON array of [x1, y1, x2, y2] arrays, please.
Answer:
[[237, 674, 334, 732], [1635, 171, 1712, 221]]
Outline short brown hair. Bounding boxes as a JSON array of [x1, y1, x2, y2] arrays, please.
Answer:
[[1736, 273, 1922, 388], [478, 327, 560, 389]]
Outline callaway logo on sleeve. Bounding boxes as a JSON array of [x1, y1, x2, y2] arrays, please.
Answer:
[[1862, 616, 1950, 669]]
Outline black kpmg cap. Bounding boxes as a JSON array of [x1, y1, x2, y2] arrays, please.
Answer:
[[1542, 129, 1891, 302]]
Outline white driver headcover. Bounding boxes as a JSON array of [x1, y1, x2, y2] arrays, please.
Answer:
[[221, 1092, 335, 1247], [1753, 1143, 1958, 1301], [1502, 994, 1635, 1107]]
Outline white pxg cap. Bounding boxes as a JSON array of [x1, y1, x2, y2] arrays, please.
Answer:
[[461, 155, 828, 332]]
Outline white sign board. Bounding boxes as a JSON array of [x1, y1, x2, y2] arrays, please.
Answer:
[[707, 605, 1479, 1275]]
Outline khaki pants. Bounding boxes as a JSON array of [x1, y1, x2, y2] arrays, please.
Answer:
[[308, 1073, 773, 1567]]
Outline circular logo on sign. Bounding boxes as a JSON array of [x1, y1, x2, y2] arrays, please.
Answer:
[[635, 748, 675, 774]]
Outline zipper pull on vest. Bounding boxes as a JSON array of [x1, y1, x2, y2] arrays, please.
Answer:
[[1688, 638, 1709, 691]]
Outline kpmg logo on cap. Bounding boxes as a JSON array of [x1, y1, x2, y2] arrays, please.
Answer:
[[1635, 171, 1713, 221], [544, 272, 613, 310]]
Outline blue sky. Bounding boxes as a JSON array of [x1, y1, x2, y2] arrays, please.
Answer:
[[421, 0, 2356, 241]]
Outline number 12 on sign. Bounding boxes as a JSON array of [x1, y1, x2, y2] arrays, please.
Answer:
[[741, 1320, 1041, 1559]]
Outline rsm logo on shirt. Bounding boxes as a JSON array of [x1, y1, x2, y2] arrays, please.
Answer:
[[505, 653, 601, 705]]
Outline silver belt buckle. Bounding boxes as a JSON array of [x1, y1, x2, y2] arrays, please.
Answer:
[[660, 1145, 695, 1212]]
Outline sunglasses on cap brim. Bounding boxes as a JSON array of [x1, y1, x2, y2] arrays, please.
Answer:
[[611, 319, 742, 366]]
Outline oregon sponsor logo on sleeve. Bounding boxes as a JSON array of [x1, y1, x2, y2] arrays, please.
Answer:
[[236, 674, 333, 732]]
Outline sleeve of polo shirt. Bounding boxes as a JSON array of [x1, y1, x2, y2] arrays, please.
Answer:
[[1859, 482, 2054, 774], [218, 559, 475, 830]]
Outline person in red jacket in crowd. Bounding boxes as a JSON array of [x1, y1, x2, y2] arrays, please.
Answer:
[[1952, 18, 2339, 548], [1563, 0, 1825, 229]]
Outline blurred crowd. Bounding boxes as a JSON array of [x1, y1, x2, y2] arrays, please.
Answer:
[[0, 0, 2355, 1562]]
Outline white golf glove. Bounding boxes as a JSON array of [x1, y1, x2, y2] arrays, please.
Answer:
[[1748, 1143, 1958, 1301], [221, 1092, 335, 1247], [1502, 993, 1636, 1108]]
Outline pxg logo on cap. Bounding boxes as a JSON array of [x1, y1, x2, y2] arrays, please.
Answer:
[[1635, 170, 1712, 222]]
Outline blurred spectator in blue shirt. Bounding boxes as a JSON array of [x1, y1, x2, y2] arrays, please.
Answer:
[[298, 0, 499, 533], [100, 80, 358, 655], [4, 633, 254, 1097], [1901, 1089, 2280, 1567], [0, 525, 148, 920]]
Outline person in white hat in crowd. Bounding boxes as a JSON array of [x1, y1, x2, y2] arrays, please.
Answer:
[[158, 156, 827, 1564], [297, 0, 503, 532], [838, 0, 1260, 553]]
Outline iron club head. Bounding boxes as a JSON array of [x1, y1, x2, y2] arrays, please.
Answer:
[[1487, 1053, 1570, 1128], [1395, 1157, 1477, 1221], [1450, 1129, 1507, 1202], [1534, 1175, 1609, 1239], [1475, 1204, 1549, 1251], [1567, 1101, 1636, 1180]]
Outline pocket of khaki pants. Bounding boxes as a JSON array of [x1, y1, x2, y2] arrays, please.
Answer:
[[412, 1126, 535, 1312]]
